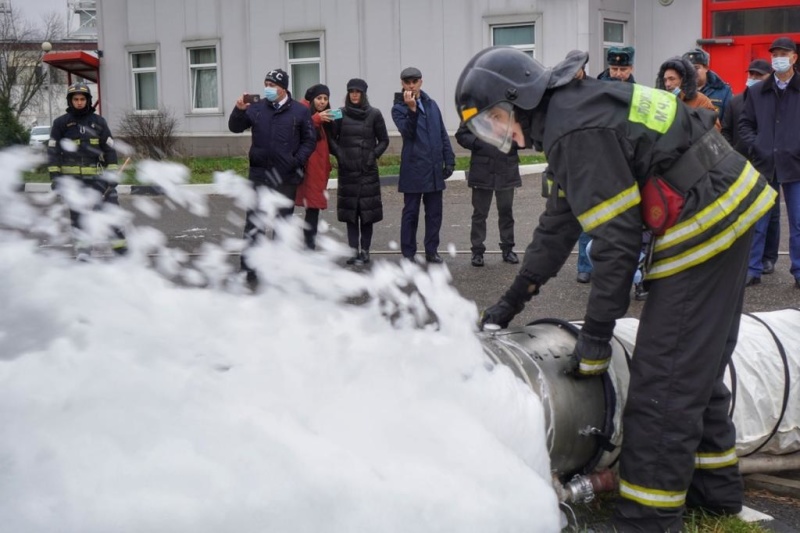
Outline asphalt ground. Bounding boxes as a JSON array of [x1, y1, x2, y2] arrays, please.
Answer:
[[22, 173, 800, 529]]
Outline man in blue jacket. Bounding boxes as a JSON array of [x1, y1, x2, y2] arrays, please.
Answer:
[[684, 48, 733, 122], [392, 67, 456, 263], [229, 68, 315, 287], [739, 36, 800, 289]]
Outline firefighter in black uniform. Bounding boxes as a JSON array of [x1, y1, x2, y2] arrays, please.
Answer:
[[47, 82, 126, 259], [455, 47, 776, 531]]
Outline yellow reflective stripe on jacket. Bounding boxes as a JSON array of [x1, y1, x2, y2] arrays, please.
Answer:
[[106, 164, 119, 171], [544, 177, 566, 198], [577, 184, 641, 232], [48, 166, 60, 173], [81, 166, 101, 175], [89, 138, 100, 145], [695, 448, 738, 469], [655, 163, 760, 253], [628, 85, 678, 135], [579, 358, 610, 375], [647, 185, 777, 279], [61, 166, 81, 175], [619, 479, 686, 508]]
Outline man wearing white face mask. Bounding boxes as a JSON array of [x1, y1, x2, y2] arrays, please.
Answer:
[[229, 68, 316, 289], [740, 37, 800, 289]]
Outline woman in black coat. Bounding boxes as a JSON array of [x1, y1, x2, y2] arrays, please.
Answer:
[[332, 78, 390, 265]]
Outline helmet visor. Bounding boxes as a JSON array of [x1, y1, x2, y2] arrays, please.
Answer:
[[465, 102, 516, 154]]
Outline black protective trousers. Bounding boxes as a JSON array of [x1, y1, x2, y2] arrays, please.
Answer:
[[470, 187, 515, 255], [612, 228, 753, 532]]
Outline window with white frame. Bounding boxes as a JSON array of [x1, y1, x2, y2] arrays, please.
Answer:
[[131, 51, 157, 111], [188, 46, 219, 111], [491, 23, 535, 57], [602, 20, 627, 67], [287, 40, 320, 97]]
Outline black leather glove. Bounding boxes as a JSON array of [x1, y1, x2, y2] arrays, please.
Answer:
[[480, 298, 523, 329], [443, 165, 454, 179], [570, 317, 615, 378], [480, 274, 539, 329]]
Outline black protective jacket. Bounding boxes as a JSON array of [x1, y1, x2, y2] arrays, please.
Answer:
[[522, 78, 774, 325], [455, 123, 521, 190], [331, 103, 389, 224], [47, 109, 118, 179]]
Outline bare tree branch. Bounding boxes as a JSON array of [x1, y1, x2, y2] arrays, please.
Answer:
[[0, 9, 65, 119]]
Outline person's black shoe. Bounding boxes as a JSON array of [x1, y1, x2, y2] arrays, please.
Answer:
[[471, 254, 484, 267], [346, 251, 360, 265], [502, 250, 519, 264], [745, 275, 761, 287], [425, 252, 443, 264], [634, 283, 648, 301], [762, 260, 775, 275], [360, 250, 370, 264], [245, 271, 259, 292], [576, 272, 591, 284]]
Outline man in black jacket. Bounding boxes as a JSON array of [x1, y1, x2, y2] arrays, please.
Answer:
[[739, 37, 800, 289], [456, 47, 775, 532], [47, 82, 125, 260], [721, 59, 778, 277], [229, 68, 315, 287], [455, 123, 521, 266]]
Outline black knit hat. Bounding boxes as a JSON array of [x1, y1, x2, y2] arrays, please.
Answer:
[[304, 84, 330, 102], [346, 78, 368, 93], [264, 68, 289, 90]]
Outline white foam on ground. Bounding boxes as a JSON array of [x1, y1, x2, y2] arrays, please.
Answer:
[[0, 151, 561, 533]]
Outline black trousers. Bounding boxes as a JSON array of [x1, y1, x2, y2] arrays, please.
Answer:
[[613, 229, 752, 532], [470, 187, 515, 255], [63, 177, 127, 252], [346, 219, 374, 252], [241, 182, 297, 272], [303, 208, 320, 248]]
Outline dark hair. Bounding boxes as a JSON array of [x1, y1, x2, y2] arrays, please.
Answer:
[[345, 91, 370, 108], [656, 56, 698, 100]]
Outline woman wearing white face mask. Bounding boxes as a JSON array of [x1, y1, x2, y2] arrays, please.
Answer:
[[739, 36, 800, 290]]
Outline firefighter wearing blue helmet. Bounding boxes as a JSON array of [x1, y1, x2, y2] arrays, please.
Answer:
[[455, 46, 775, 531]]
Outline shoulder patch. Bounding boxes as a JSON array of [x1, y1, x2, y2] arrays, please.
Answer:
[[48, 139, 57, 147], [628, 85, 677, 135]]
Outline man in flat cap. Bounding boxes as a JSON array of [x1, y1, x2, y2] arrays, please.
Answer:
[[740, 36, 800, 289], [391, 66, 455, 263], [683, 47, 733, 122], [598, 45, 636, 83], [229, 67, 316, 289]]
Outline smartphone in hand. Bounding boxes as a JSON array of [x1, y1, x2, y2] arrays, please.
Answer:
[[243, 94, 261, 104], [329, 108, 343, 120]]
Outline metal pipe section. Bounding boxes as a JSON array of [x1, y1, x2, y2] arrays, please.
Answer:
[[479, 308, 800, 501]]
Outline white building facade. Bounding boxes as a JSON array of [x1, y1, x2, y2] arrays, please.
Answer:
[[96, 0, 703, 156]]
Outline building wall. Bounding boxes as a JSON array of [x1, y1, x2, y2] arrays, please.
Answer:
[[97, 0, 703, 157]]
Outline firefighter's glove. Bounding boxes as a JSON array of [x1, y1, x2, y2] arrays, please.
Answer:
[[480, 275, 539, 329], [569, 317, 615, 378]]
